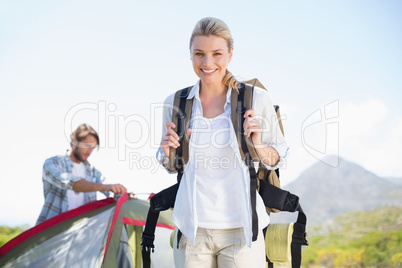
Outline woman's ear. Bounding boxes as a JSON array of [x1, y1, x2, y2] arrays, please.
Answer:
[[228, 47, 234, 63]]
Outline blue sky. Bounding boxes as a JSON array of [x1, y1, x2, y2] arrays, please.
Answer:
[[1, 0, 401, 226]]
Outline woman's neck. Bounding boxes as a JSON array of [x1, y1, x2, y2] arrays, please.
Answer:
[[199, 81, 227, 99], [199, 81, 228, 118]]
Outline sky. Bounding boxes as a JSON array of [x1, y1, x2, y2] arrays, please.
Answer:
[[0, 0, 401, 227]]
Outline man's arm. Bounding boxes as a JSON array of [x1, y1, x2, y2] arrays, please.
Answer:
[[88, 165, 127, 196], [72, 179, 127, 195], [43, 156, 82, 190]]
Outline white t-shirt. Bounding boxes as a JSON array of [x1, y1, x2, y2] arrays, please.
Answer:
[[195, 112, 243, 229], [66, 162, 86, 210]]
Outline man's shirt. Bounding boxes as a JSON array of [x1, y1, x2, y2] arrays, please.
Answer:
[[36, 154, 109, 225]]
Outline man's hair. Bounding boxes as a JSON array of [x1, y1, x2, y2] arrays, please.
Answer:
[[70, 124, 99, 146]]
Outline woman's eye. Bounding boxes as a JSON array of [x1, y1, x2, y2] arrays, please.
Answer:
[[195, 53, 203, 56], [214, 53, 222, 56]]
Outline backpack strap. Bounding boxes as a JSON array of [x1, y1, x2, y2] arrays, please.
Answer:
[[230, 83, 259, 162], [142, 86, 192, 268], [274, 105, 285, 137], [259, 180, 308, 267], [242, 78, 267, 90], [233, 79, 284, 161], [291, 206, 308, 268], [141, 183, 180, 268], [168, 86, 193, 172], [233, 83, 259, 241]]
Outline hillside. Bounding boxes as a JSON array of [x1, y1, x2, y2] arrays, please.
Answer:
[[276, 156, 402, 225], [302, 206, 402, 267], [384, 176, 402, 185]]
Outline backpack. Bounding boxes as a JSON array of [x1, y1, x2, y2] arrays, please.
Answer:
[[168, 79, 282, 203], [142, 79, 308, 268]]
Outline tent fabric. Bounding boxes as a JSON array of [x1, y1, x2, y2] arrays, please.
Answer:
[[102, 194, 175, 268], [0, 198, 116, 267], [116, 225, 135, 268], [0, 198, 116, 259], [103, 192, 129, 258], [0, 193, 175, 268], [4, 207, 114, 268]]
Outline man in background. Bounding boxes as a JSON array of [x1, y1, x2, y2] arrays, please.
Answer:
[[36, 123, 127, 224]]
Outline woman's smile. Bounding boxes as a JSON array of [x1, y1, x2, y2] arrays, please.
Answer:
[[201, 68, 218, 74]]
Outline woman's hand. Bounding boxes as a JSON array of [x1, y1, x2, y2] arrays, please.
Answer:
[[161, 122, 180, 158], [243, 109, 262, 145], [243, 108, 279, 166]]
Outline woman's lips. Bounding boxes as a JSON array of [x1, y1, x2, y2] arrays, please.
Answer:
[[201, 68, 217, 74]]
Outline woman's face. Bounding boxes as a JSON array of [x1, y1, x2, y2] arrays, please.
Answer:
[[190, 35, 233, 87]]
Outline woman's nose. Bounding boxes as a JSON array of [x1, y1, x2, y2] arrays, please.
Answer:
[[203, 55, 212, 66]]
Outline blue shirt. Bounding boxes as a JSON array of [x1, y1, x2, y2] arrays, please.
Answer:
[[36, 154, 109, 225]]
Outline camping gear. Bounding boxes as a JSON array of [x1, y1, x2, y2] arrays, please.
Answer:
[[142, 79, 308, 268], [0, 193, 175, 268], [265, 209, 308, 268]]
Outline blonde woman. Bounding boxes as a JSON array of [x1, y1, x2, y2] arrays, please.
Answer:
[[157, 17, 288, 267]]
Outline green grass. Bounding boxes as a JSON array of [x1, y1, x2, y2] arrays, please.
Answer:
[[301, 207, 402, 267], [0, 225, 29, 247]]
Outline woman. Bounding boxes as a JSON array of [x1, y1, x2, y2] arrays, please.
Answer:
[[157, 17, 288, 268]]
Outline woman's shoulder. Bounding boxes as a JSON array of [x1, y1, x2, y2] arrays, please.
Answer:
[[251, 86, 274, 106], [252, 85, 271, 98], [163, 92, 176, 106], [164, 83, 197, 105]]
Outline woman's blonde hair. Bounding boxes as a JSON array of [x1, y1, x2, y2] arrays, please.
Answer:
[[190, 17, 239, 90]]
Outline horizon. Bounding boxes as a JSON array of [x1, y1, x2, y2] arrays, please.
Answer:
[[1, 0, 401, 226]]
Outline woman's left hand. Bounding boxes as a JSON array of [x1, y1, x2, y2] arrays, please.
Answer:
[[243, 108, 280, 166], [243, 109, 262, 145]]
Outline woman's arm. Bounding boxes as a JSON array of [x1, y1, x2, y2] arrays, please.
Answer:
[[157, 93, 180, 172], [243, 87, 288, 169], [243, 109, 280, 166]]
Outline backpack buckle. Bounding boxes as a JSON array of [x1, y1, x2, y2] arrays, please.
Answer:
[[141, 234, 155, 253], [303, 232, 309, 246], [176, 112, 186, 119], [236, 106, 246, 113]]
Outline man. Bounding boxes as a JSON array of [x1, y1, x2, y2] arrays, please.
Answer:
[[36, 124, 127, 224]]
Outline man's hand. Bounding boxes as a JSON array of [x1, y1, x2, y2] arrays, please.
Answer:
[[107, 184, 127, 195]]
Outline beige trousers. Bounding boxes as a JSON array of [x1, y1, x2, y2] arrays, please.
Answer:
[[173, 228, 266, 268]]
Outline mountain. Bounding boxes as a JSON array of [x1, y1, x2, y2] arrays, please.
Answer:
[[383, 176, 402, 185], [272, 156, 402, 225]]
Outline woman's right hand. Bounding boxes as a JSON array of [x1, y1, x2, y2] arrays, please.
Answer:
[[161, 122, 180, 158]]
